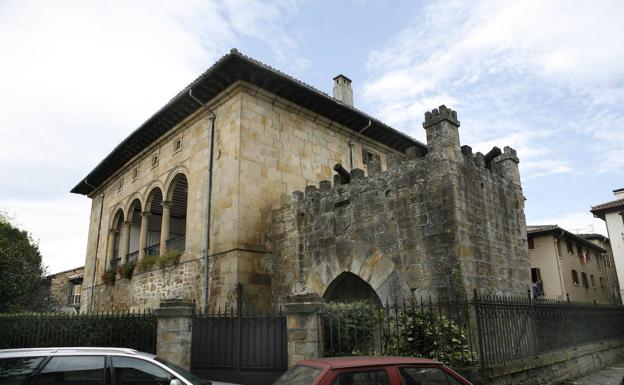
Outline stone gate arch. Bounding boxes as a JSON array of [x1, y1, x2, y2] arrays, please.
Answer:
[[323, 272, 382, 305]]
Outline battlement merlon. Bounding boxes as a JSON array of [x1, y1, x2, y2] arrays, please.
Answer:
[[422, 105, 461, 159], [422, 105, 460, 129]]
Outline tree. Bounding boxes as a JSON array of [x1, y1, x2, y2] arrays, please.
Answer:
[[0, 214, 52, 312]]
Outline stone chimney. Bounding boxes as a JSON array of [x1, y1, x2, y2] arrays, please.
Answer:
[[614, 188, 624, 199], [333, 74, 353, 107]]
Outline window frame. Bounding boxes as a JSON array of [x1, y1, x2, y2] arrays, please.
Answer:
[[571, 270, 579, 286], [528, 237, 535, 250], [394, 364, 472, 385], [326, 366, 396, 385], [110, 355, 178, 385], [31, 354, 107, 385]]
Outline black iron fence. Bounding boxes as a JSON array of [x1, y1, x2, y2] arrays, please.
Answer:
[[166, 235, 186, 253], [322, 292, 624, 368], [474, 292, 624, 367], [144, 244, 160, 257], [0, 310, 157, 353]]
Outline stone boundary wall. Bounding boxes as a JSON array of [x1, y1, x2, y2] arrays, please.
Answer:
[[84, 258, 204, 312], [459, 339, 624, 385]]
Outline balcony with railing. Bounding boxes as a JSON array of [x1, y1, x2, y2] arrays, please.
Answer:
[[110, 258, 121, 269], [127, 251, 139, 263], [144, 244, 160, 257], [166, 235, 186, 253]]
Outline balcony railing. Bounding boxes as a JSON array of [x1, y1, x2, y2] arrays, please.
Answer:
[[110, 258, 121, 269], [144, 244, 160, 257], [166, 236, 186, 253], [127, 251, 139, 263]]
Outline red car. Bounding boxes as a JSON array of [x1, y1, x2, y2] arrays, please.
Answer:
[[273, 357, 473, 385]]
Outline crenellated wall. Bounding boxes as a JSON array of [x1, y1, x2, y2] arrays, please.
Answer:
[[269, 106, 530, 304]]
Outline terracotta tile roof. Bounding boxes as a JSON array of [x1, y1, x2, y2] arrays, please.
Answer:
[[526, 224, 606, 253], [591, 198, 624, 219]]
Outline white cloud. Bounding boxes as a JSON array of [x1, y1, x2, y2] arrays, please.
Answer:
[[1, 197, 91, 274], [0, 0, 305, 272], [361, 0, 624, 179], [528, 212, 607, 237]]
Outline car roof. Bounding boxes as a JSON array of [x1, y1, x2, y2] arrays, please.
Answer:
[[297, 356, 441, 369], [0, 347, 155, 359]]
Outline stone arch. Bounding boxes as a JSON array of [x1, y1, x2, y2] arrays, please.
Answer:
[[124, 194, 143, 221], [323, 272, 382, 305], [143, 187, 164, 256], [307, 245, 411, 305], [108, 208, 125, 267], [163, 166, 190, 200], [164, 172, 188, 253], [125, 198, 143, 260], [143, 180, 165, 208]]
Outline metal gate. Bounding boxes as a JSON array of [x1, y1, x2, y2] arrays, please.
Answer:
[[191, 285, 288, 385]]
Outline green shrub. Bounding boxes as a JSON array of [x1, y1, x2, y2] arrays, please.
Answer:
[[118, 262, 136, 279], [138, 256, 159, 271], [386, 309, 476, 366], [158, 250, 181, 268], [101, 268, 116, 285], [322, 301, 383, 356]]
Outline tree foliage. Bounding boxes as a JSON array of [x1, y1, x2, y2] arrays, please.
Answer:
[[0, 214, 51, 312]]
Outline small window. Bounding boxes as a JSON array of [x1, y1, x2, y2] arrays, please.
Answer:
[[566, 241, 574, 254], [531, 268, 542, 283], [112, 357, 172, 385], [399, 367, 464, 385], [571, 270, 579, 285], [332, 370, 389, 385], [34, 356, 105, 385], [132, 167, 139, 180], [151, 154, 159, 168], [581, 272, 589, 288], [590, 274, 595, 289], [117, 178, 123, 192], [362, 147, 381, 167], [600, 277, 605, 290], [173, 137, 182, 152], [528, 237, 535, 249], [577, 245, 583, 257]]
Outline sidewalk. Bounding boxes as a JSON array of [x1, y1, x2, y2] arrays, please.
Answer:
[[567, 362, 624, 385]]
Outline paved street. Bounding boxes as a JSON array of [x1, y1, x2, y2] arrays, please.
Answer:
[[568, 362, 624, 385]]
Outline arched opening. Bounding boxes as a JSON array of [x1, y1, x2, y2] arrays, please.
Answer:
[[109, 209, 124, 268], [323, 272, 382, 305], [126, 199, 142, 263], [166, 174, 188, 253], [145, 188, 163, 257]]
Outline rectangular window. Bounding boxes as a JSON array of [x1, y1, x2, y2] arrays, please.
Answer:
[[590, 274, 596, 289], [34, 356, 105, 385], [151, 153, 159, 168], [132, 167, 139, 180], [576, 245, 583, 256], [362, 147, 381, 167], [566, 241, 574, 254], [117, 178, 123, 192], [173, 137, 182, 152], [332, 370, 389, 385], [571, 270, 579, 285], [528, 237, 535, 249], [581, 272, 589, 288], [531, 268, 541, 283]]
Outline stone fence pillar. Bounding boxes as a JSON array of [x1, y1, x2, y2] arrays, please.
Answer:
[[154, 298, 195, 370], [282, 294, 323, 367]]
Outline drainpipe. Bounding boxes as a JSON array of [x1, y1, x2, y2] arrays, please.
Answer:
[[189, 89, 216, 311], [87, 182, 104, 313], [554, 231, 567, 299]]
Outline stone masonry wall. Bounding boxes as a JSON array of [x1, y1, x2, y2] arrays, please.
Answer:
[[270, 106, 530, 304], [87, 259, 204, 312]]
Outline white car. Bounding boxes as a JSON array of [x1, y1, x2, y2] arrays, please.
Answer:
[[0, 347, 239, 385]]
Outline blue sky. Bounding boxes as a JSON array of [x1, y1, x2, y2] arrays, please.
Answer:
[[0, 0, 622, 273]]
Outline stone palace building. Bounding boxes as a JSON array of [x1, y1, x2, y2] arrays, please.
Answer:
[[72, 50, 530, 312]]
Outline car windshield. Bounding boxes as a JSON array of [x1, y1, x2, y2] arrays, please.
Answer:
[[155, 357, 208, 385], [273, 364, 322, 385]]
